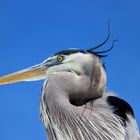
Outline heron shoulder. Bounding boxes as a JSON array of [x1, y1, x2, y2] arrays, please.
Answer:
[[107, 96, 135, 124]]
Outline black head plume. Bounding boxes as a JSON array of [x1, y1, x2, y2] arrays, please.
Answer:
[[87, 20, 117, 58]]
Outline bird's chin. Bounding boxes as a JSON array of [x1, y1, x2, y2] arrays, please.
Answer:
[[68, 69, 81, 76], [51, 69, 81, 77]]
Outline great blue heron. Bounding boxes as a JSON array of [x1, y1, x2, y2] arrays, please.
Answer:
[[0, 40, 139, 139]]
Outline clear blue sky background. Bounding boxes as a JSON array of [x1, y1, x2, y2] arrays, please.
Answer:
[[0, 0, 140, 140]]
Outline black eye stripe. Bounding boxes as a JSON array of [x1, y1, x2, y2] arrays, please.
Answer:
[[54, 49, 87, 56]]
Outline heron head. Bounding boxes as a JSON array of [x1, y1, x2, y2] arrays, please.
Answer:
[[0, 48, 109, 101], [0, 38, 116, 103], [0, 48, 106, 84], [0, 33, 116, 101]]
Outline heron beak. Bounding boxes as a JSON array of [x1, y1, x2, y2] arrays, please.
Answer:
[[0, 64, 48, 85]]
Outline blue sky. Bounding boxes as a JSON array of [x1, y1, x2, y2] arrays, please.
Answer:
[[0, 0, 140, 140]]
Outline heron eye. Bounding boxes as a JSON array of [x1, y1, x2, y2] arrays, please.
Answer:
[[57, 55, 64, 62]]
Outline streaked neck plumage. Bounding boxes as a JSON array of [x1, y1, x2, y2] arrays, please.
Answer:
[[40, 72, 126, 140]]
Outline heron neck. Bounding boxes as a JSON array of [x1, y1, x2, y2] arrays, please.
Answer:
[[43, 72, 102, 113], [44, 77, 72, 114], [41, 76, 126, 140]]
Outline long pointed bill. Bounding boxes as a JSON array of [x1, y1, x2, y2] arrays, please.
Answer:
[[0, 64, 48, 85]]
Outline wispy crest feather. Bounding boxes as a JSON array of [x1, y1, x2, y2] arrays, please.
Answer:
[[87, 20, 117, 58]]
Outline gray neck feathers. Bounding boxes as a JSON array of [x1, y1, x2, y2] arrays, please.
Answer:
[[40, 74, 126, 140]]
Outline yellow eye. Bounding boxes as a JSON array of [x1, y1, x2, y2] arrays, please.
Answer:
[[57, 55, 64, 62]]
